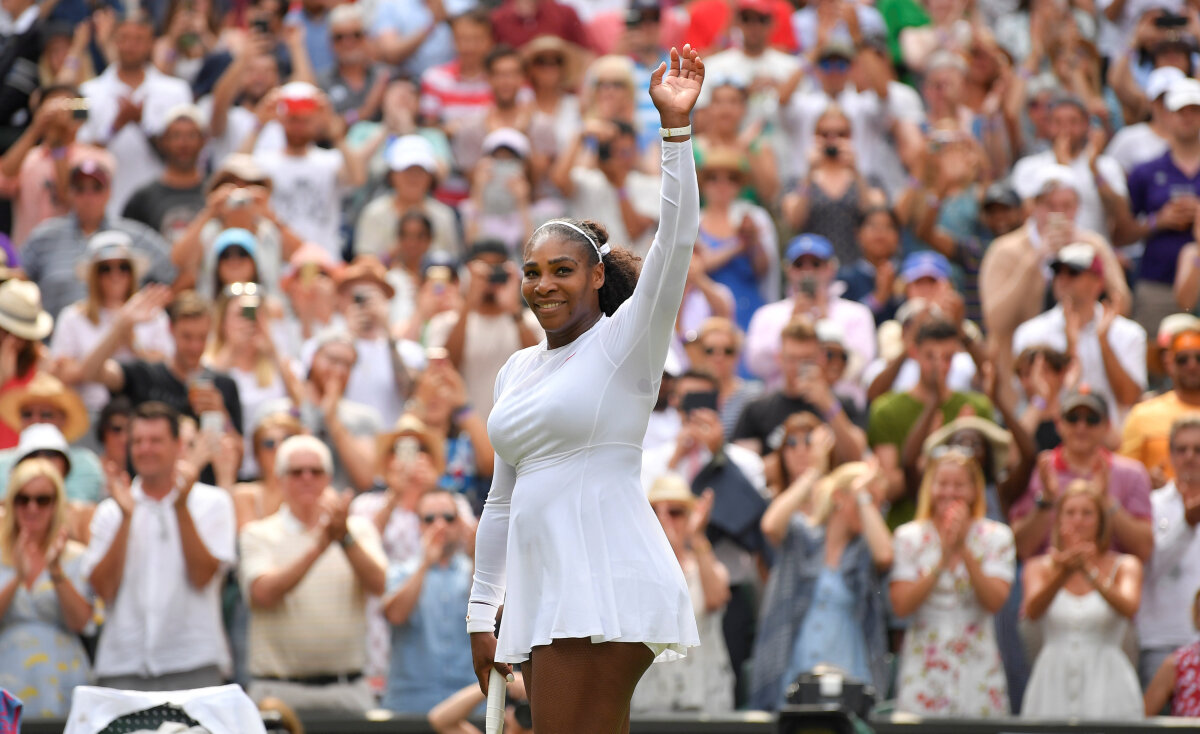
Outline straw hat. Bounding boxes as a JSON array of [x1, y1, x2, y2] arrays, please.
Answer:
[[0, 372, 89, 443], [647, 473, 695, 507], [0, 280, 53, 341], [377, 413, 445, 474], [338, 255, 396, 299], [923, 416, 1012, 481], [520, 34, 585, 90], [74, 230, 149, 281]]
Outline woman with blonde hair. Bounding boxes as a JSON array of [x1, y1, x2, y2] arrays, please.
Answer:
[[890, 448, 1015, 717], [686, 317, 763, 440], [0, 459, 93, 716], [51, 233, 173, 417], [1021, 480, 1143, 719], [750, 460, 892, 709]]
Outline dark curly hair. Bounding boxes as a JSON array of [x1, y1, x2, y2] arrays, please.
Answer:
[[528, 219, 642, 317]]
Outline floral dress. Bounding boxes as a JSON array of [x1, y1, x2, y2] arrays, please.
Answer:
[[892, 519, 1014, 717], [1173, 640, 1200, 717], [0, 546, 92, 716]]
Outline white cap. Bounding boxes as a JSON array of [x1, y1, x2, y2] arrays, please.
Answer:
[[1146, 66, 1186, 102], [14, 423, 71, 473], [1015, 162, 1080, 200], [482, 127, 531, 159], [815, 319, 847, 348], [386, 135, 438, 174], [1053, 242, 1101, 273], [162, 103, 207, 132], [1166, 78, 1200, 112]]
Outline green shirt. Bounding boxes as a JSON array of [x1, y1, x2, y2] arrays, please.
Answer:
[[867, 391, 994, 527], [876, 0, 930, 68]]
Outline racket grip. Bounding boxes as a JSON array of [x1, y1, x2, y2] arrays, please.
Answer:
[[486, 668, 507, 734]]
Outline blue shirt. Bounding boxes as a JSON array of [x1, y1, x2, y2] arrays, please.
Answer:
[[383, 554, 477, 713], [371, 0, 470, 78], [301, 12, 334, 77], [1128, 151, 1200, 285]]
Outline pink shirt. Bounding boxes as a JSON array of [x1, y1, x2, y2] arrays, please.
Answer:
[[0, 144, 115, 248], [744, 293, 876, 389]]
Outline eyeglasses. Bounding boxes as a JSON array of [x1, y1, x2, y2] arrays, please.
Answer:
[[595, 79, 630, 90], [1063, 411, 1102, 426], [702, 171, 742, 184], [703, 345, 736, 356], [14, 493, 54, 508], [421, 512, 457, 524], [817, 57, 851, 72], [70, 181, 106, 194], [332, 30, 364, 42], [286, 466, 327, 478], [105, 422, 127, 435], [531, 55, 565, 67], [739, 10, 771, 23], [817, 129, 850, 139], [785, 433, 812, 448], [1175, 352, 1200, 367], [20, 408, 62, 422], [97, 261, 132, 276]]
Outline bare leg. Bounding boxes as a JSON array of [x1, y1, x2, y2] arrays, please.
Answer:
[[526, 637, 654, 734]]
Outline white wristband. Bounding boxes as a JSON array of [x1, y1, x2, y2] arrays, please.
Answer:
[[466, 601, 498, 633], [659, 125, 692, 138]]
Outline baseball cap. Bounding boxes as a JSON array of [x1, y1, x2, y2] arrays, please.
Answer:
[[901, 251, 951, 282], [1060, 388, 1108, 419], [1157, 313, 1200, 349], [786, 234, 834, 263], [1050, 242, 1102, 277], [387, 135, 438, 175], [817, 39, 855, 61], [1146, 66, 1187, 103], [1166, 78, 1200, 112], [1016, 162, 1080, 200], [737, 0, 774, 14], [482, 127, 531, 159], [213, 228, 258, 260], [982, 181, 1021, 209], [277, 81, 321, 116], [70, 158, 111, 186]]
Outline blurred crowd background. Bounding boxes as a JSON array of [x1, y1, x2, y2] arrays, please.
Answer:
[[4, 0, 1200, 728]]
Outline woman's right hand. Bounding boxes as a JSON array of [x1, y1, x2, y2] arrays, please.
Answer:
[[470, 631, 513, 695]]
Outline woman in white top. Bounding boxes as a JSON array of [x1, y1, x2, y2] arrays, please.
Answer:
[[468, 47, 705, 732], [50, 232, 173, 416], [1021, 479, 1144, 719]]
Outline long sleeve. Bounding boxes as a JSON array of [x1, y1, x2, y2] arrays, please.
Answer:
[[601, 140, 700, 373], [467, 452, 514, 632]]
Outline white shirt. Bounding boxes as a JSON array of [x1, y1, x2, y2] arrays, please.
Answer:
[[65, 684, 266, 734], [79, 65, 193, 218], [1104, 122, 1169, 176], [1137, 482, 1200, 649], [567, 167, 660, 258], [82, 480, 236, 678], [784, 83, 925, 198], [254, 146, 347, 258], [1012, 303, 1147, 423], [1011, 149, 1129, 238]]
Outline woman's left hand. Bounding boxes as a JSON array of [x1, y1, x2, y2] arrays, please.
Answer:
[[648, 44, 705, 128]]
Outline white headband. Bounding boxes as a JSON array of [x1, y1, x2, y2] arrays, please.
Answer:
[[535, 220, 611, 260]]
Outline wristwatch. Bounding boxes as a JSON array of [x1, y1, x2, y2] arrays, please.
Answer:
[[339, 532, 357, 549], [1034, 491, 1054, 511]]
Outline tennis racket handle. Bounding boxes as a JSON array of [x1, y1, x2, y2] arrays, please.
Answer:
[[486, 668, 507, 734]]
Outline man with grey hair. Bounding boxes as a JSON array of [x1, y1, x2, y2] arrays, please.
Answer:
[[320, 4, 386, 122], [1137, 414, 1200, 688], [239, 434, 386, 712]]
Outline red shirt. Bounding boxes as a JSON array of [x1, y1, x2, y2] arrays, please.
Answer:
[[0, 369, 37, 449], [684, 0, 797, 53], [491, 0, 591, 51]]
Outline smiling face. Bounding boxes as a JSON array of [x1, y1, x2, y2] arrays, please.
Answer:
[[12, 475, 58, 540], [928, 459, 978, 515], [521, 233, 604, 343]]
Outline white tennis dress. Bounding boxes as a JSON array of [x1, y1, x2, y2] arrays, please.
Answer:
[[468, 141, 702, 665]]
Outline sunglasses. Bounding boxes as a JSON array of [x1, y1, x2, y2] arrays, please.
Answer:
[[219, 246, 251, 261], [97, 261, 132, 276], [105, 422, 127, 435], [286, 466, 326, 478], [665, 506, 688, 518], [531, 55, 565, 67], [421, 512, 457, 524], [1051, 264, 1087, 278], [1175, 352, 1200, 367], [70, 181, 107, 194], [817, 129, 850, 139], [20, 408, 62, 422], [704, 345, 736, 356], [595, 79, 630, 90], [817, 57, 851, 72], [702, 171, 742, 184], [785, 433, 812, 448], [14, 493, 54, 508], [739, 11, 771, 23], [332, 30, 364, 42], [1063, 411, 1102, 426], [826, 348, 846, 362], [260, 434, 297, 451]]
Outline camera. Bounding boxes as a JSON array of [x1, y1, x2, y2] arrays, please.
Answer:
[[251, 17, 270, 33], [489, 264, 509, 284], [67, 98, 89, 121], [799, 276, 819, 298], [824, 144, 839, 158]]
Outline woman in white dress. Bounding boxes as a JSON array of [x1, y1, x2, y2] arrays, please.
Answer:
[[1021, 479, 1144, 720], [467, 46, 705, 733], [890, 448, 1015, 717]]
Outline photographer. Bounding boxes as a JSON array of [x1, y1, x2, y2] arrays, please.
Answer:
[[427, 241, 540, 419]]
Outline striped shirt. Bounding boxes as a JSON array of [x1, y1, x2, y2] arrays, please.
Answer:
[[418, 60, 492, 126]]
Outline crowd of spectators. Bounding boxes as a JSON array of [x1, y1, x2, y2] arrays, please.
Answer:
[[6, 0, 1200, 726]]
